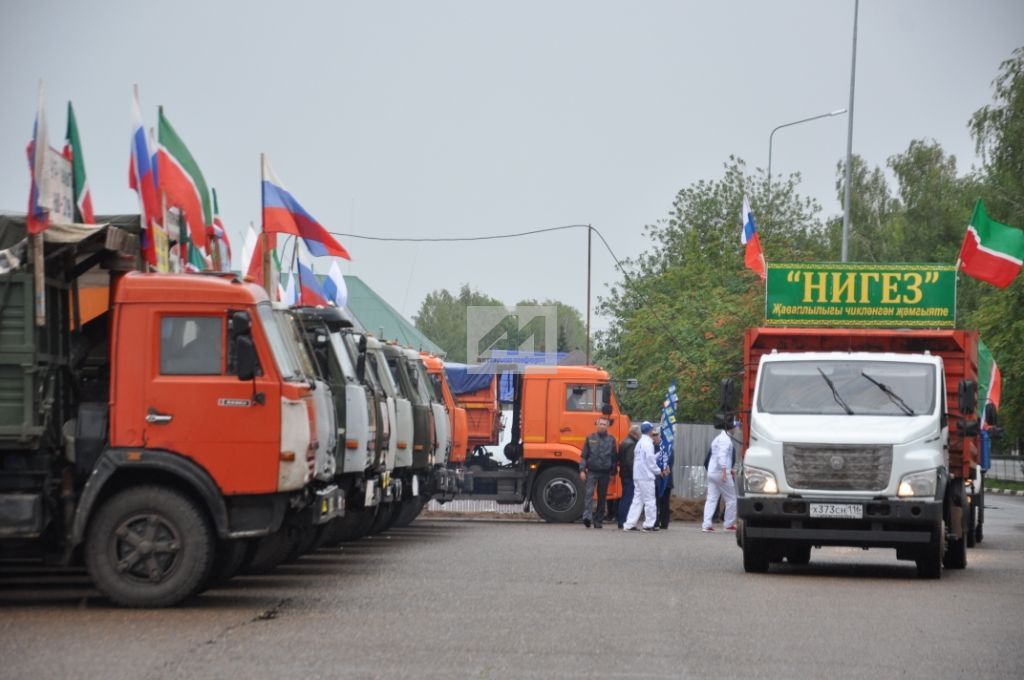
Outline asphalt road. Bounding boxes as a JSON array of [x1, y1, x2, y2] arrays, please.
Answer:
[[3, 497, 1024, 679]]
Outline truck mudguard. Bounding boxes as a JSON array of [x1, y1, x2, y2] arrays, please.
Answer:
[[71, 448, 232, 545]]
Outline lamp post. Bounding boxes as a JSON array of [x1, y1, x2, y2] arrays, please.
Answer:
[[766, 108, 847, 210], [841, 0, 860, 262]]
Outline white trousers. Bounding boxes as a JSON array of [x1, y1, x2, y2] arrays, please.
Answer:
[[624, 479, 657, 529], [703, 474, 737, 529]]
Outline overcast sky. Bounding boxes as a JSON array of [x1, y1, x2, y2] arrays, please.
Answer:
[[2, 0, 1021, 332]]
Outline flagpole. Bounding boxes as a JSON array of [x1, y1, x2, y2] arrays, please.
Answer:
[[586, 224, 592, 365], [261, 153, 273, 298]]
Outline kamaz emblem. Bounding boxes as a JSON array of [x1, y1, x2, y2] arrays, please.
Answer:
[[218, 398, 251, 408]]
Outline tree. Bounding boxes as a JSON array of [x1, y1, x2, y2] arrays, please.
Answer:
[[966, 47, 1024, 447], [414, 286, 589, 362], [596, 157, 828, 421], [413, 285, 503, 362]]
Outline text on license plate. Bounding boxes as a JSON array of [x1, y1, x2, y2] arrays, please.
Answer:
[[809, 503, 863, 519]]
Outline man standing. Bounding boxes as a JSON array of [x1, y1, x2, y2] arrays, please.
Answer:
[[654, 429, 674, 529], [579, 417, 617, 529], [703, 418, 738, 533], [615, 424, 640, 529], [623, 422, 662, 532]]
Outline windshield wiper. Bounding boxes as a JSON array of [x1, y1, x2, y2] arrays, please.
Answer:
[[861, 372, 915, 416], [817, 368, 854, 415]]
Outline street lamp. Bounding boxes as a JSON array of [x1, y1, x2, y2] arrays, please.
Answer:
[[766, 108, 847, 210]]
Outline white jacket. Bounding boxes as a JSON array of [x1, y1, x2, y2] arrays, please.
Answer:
[[709, 430, 735, 476], [632, 435, 662, 481]]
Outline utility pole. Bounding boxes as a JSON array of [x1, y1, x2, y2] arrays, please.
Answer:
[[586, 225, 592, 365], [841, 0, 859, 262]]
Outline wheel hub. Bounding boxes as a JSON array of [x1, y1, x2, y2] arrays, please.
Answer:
[[112, 513, 182, 584]]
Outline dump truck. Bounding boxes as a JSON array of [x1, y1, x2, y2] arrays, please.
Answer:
[[0, 215, 333, 605], [723, 327, 995, 578], [443, 364, 631, 522]]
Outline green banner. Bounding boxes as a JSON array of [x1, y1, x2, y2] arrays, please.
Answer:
[[766, 262, 957, 328]]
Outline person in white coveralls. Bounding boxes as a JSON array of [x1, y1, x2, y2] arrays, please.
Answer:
[[622, 421, 664, 532], [703, 418, 739, 532]]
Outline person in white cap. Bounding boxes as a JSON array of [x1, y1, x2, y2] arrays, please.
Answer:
[[703, 417, 738, 532], [622, 421, 662, 532]]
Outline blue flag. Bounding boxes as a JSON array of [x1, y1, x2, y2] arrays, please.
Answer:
[[656, 381, 677, 496]]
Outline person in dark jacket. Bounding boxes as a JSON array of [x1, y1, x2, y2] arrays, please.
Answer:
[[615, 424, 640, 528], [579, 417, 617, 528], [654, 429, 674, 529]]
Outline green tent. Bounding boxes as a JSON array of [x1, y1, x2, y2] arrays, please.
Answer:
[[343, 275, 444, 355]]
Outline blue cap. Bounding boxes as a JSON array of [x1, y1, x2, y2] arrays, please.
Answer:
[[640, 421, 654, 434]]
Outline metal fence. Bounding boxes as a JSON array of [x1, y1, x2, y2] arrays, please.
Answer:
[[988, 456, 1024, 482], [671, 423, 741, 499]]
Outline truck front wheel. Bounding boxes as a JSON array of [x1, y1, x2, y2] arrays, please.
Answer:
[[916, 524, 944, 579], [532, 466, 584, 523], [85, 485, 214, 607], [742, 533, 770, 573]]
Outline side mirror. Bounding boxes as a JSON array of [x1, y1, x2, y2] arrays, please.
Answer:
[[984, 402, 998, 427], [235, 335, 257, 381], [958, 379, 977, 415], [719, 378, 739, 412], [229, 311, 251, 336], [713, 412, 733, 430]]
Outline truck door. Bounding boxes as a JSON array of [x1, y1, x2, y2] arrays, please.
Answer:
[[559, 382, 599, 447], [141, 309, 281, 495]]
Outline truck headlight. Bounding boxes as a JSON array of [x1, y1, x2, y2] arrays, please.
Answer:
[[897, 469, 938, 497], [743, 466, 778, 494]]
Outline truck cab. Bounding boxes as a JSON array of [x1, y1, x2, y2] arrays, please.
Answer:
[[451, 364, 630, 523]]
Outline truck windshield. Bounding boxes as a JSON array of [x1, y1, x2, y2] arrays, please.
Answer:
[[275, 310, 317, 380], [329, 332, 358, 381], [370, 350, 399, 398], [408, 359, 435, 405], [758, 360, 936, 416], [256, 304, 304, 382]]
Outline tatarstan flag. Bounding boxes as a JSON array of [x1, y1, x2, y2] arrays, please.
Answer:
[[63, 102, 95, 223], [978, 340, 1001, 425], [958, 200, 1024, 288], [157, 107, 210, 249]]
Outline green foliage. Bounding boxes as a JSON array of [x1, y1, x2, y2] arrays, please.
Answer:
[[598, 46, 1024, 442], [413, 285, 587, 362], [595, 157, 828, 422], [966, 47, 1024, 445]]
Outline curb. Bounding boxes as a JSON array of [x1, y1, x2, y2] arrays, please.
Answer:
[[984, 487, 1024, 496]]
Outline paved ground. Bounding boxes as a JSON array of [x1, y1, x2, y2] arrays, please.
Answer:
[[2, 496, 1024, 679]]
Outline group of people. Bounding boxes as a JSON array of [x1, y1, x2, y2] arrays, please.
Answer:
[[577, 417, 738, 533]]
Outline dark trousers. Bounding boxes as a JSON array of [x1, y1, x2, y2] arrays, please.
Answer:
[[617, 476, 634, 528], [656, 486, 673, 528], [582, 471, 610, 525]]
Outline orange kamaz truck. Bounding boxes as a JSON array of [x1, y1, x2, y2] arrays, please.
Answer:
[[441, 363, 631, 522], [0, 216, 331, 606]]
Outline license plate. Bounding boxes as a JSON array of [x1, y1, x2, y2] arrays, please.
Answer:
[[809, 503, 863, 519]]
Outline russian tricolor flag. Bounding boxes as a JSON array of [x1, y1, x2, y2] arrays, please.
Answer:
[[129, 87, 160, 264], [741, 197, 766, 280], [262, 156, 351, 260], [298, 261, 330, 307]]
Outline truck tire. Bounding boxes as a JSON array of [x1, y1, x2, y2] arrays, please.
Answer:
[[742, 534, 770, 574], [368, 501, 400, 535], [85, 485, 214, 608], [283, 525, 320, 563], [241, 528, 292, 574], [916, 525, 943, 579], [966, 496, 977, 548], [944, 482, 968, 570], [532, 465, 585, 523], [205, 538, 250, 589], [786, 545, 811, 565], [392, 497, 426, 528]]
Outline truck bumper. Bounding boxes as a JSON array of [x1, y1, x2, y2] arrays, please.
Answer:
[[427, 467, 459, 502], [312, 484, 344, 525], [739, 496, 942, 548]]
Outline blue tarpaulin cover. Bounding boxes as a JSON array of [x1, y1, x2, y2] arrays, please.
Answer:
[[444, 351, 568, 401]]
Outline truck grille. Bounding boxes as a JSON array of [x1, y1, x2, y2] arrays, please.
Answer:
[[783, 444, 893, 491]]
